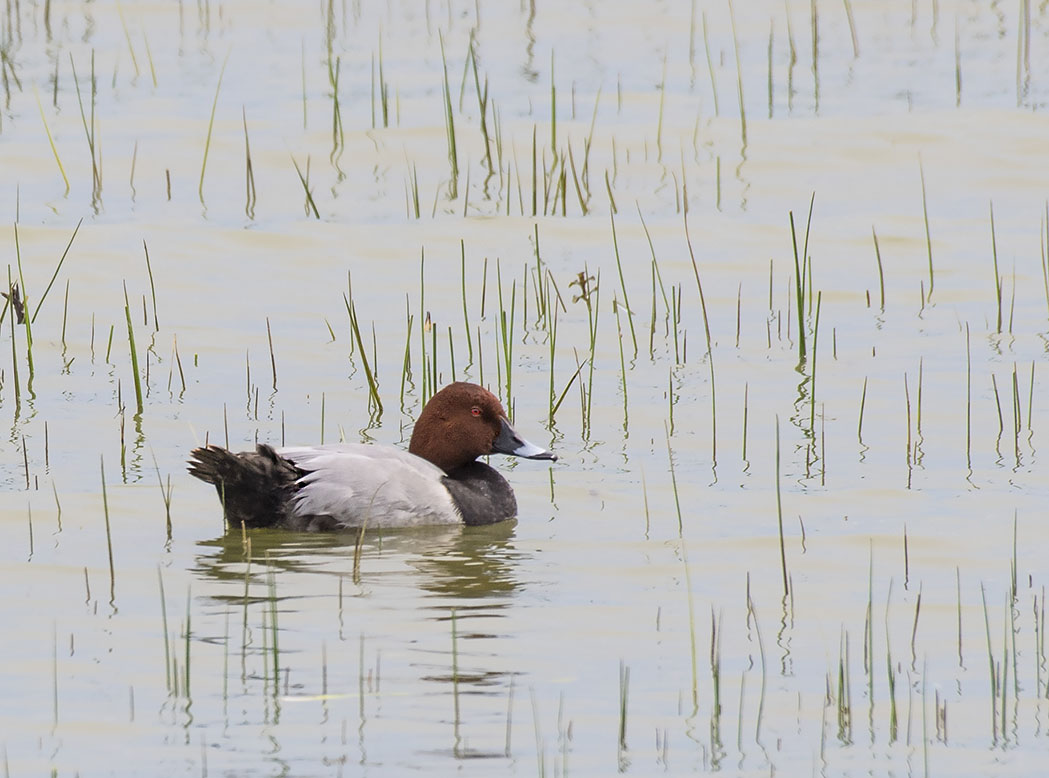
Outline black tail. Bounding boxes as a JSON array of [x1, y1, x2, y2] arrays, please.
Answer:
[[187, 444, 302, 528]]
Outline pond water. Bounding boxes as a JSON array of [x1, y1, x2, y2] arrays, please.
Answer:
[[2, 1, 1049, 775]]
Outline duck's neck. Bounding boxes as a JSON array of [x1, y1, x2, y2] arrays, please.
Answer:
[[409, 420, 470, 473]]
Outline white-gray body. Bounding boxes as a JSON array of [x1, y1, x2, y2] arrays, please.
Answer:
[[279, 444, 463, 528]]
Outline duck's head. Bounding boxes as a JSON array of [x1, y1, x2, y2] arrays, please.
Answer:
[[409, 382, 557, 473]]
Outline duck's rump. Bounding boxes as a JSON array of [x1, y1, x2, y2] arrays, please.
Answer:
[[187, 444, 302, 528]]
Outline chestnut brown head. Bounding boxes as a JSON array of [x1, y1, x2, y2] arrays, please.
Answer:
[[408, 382, 556, 473]]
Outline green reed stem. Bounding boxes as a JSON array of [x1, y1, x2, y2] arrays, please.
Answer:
[[618, 660, 630, 750], [199, 50, 231, 203], [965, 323, 972, 467], [419, 249, 429, 404], [344, 296, 382, 414], [702, 11, 719, 115], [12, 226, 34, 381], [684, 214, 716, 461], [775, 417, 788, 596], [919, 159, 934, 300], [101, 455, 115, 602], [267, 566, 279, 696], [143, 241, 159, 331], [243, 107, 257, 219], [290, 154, 321, 218], [124, 285, 144, 415], [614, 296, 628, 427], [158, 567, 171, 691], [460, 241, 473, 363], [727, 0, 747, 144], [789, 211, 806, 362], [871, 226, 885, 310], [439, 33, 458, 200], [609, 211, 637, 357], [666, 422, 682, 533], [990, 201, 1002, 334], [32, 218, 81, 324], [742, 382, 749, 460], [35, 88, 69, 194]]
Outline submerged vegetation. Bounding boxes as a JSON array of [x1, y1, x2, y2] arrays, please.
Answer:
[[0, 1, 1048, 775]]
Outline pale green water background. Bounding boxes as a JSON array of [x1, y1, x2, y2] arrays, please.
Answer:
[[1, 1, 1049, 775]]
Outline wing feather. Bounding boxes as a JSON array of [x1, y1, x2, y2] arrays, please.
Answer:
[[277, 444, 461, 528]]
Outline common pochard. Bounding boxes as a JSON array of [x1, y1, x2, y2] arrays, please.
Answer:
[[188, 382, 556, 530]]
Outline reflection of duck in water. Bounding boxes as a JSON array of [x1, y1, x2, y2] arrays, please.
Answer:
[[410, 520, 521, 598], [191, 519, 527, 762], [188, 382, 555, 530], [193, 520, 524, 600]]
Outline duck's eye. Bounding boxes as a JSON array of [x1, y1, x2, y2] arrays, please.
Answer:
[[471, 407, 482, 417]]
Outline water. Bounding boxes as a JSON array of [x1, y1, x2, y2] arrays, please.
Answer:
[[1, 1, 1049, 775]]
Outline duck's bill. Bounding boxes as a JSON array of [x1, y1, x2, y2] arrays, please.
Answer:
[[493, 418, 558, 461]]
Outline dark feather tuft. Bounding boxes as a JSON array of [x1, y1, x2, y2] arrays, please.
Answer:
[[187, 444, 303, 528]]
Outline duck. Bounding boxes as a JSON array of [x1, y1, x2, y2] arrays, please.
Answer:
[[187, 382, 556, 531]]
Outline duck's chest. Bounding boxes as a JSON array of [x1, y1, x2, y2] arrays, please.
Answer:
[[442, 462, 518, 525]]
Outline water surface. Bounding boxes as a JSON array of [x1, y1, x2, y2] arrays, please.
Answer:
[[1, 1, 1049, 775]]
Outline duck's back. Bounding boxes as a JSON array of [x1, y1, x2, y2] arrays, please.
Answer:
[[279, 444, 463, 529]]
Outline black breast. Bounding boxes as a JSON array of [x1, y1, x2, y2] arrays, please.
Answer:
[[442, 462, 518, 526]]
